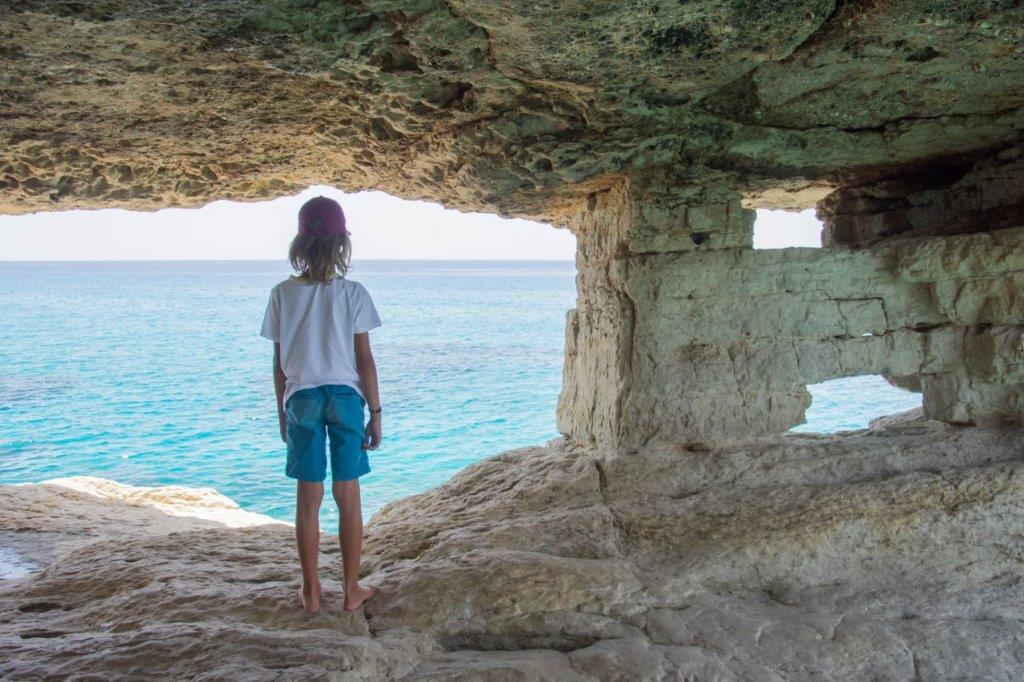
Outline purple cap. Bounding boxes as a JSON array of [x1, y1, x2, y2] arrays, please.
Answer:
[[298, 196, 349, 237]]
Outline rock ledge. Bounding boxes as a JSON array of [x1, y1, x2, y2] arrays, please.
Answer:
[[4, 416, 1023, 679]]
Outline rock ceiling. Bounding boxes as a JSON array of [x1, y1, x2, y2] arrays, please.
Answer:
[[2, 0, 1023, 221]]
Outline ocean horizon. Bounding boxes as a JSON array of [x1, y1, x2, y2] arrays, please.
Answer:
[[0, 259, 920, 525]]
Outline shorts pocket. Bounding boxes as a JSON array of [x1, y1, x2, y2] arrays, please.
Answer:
[[326, 384, 364, 407], [285, 389, 321, 424], [325, 395, 364, 433]]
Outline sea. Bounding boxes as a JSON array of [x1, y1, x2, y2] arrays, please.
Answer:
[[0, 260, 921, 525]]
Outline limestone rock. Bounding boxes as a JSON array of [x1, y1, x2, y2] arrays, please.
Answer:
[[4, 418, 1024, 679], [0, 477, 283, 571], [559, 176, 1024, 451], [819, 148, 1024, 247], [2, 1, 1024, 220]]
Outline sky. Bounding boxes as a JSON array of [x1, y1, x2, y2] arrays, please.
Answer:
[[0, 186, 821, 260], [753, 208, 822, 249]]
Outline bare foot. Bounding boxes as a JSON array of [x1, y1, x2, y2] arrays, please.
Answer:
[[298, 581, 321, 613], [343, 583, 375, 611]]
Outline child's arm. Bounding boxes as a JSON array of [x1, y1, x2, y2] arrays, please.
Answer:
[[273, 342, 287, 442], [354, 332, 382, 450]]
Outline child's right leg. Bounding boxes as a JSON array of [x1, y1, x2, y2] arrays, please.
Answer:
[[332, 478, 374, 611], [296, 480, 324, 613], [285, 387, 331, 613]]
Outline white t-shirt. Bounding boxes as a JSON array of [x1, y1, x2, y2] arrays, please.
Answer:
[[260, 275, 382, 406]]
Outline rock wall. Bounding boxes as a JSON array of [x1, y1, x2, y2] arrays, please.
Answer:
[[557, 180, 755, 450], [560, 176, 1024, 452], [819, 147, 1024, 247]]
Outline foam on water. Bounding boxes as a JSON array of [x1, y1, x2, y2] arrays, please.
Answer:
[[0, 261, 921, 525]]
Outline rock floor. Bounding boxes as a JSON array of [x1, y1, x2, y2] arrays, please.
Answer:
[[2, 412, 1023, 679]]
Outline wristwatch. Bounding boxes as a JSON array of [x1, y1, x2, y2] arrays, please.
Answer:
[[369, 406, 382, 415]]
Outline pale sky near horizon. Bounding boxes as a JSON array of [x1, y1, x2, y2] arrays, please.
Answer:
[[0, 185, 821, 260]]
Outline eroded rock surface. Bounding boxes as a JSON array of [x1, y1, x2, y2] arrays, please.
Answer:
[[4, 417, 1024, 679], [558, 174, 1024, 452], [2, 1, 1023, 219]]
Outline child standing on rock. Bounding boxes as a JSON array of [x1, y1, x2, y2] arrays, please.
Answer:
[[260, 195, 383, 613]]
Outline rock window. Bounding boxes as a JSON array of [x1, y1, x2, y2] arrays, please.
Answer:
[[791, 375, 923, 433], [752, 208, 822, 249]]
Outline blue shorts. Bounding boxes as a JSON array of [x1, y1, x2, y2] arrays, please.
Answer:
[[284, 384, 370, 482]]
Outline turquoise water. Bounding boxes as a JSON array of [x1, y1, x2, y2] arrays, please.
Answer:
[[0, 261, 920, 524], [793, 375, 922, 433]]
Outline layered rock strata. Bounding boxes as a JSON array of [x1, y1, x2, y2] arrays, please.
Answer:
[[559, 177, 1024, 452], [819, 148, 1024, 247]]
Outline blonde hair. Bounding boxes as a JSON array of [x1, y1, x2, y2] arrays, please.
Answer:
[[289, 232, 351, 282]]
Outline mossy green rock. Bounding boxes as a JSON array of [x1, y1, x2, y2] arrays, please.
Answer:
[[2, 0, 1022, 218]]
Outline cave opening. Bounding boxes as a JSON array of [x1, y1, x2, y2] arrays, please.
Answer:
[[0, 186, 577, 521], [752, 208, 822, 249], [749, 208, 924, 432], [790, 375, 923, 434]]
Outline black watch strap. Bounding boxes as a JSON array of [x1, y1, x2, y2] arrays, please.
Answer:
[[369, 406, 382, 414]]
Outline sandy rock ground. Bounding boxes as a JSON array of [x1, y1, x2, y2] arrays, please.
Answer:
[[3, 411, 1022, 679]]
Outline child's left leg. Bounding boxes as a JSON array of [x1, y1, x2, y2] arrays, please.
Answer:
[[333, 478, 374, 611], [295, 480, 324, 613]]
